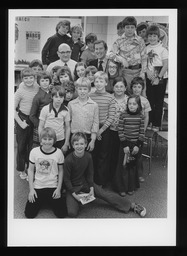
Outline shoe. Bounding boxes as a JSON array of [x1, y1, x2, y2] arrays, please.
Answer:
[[119, 192, 126, 197], [19, 172, 28, 180], [133, 203, 146, 217], [139, 177, 145, 183], [128, 191, 134, 195], [152, 126, 159, 132]]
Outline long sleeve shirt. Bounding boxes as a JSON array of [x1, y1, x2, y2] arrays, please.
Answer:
[[118, 111, 145, 148], [89, 91, 115, 132], [67, 97, 99, 134], [29, 88, 52, 127], [64, 152, 94, 194], [41, 33, 71, 65]]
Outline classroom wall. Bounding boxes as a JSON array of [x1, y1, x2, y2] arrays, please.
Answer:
[[14, 16, 168, 63]]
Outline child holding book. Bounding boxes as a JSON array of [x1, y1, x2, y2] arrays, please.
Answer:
[[63, 132, 146, 218], [24, 127, 67, 218]]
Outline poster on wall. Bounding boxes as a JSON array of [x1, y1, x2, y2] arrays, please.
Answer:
[[26, 31, 41, 53]]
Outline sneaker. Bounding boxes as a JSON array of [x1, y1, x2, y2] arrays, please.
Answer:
[[133, 203, 146, 217], [19, 172, 28, 180], [119, 192, 126, 197], [128, 191, 134, 195], [152, 126, 159, 132], [139, 177, 145, 183]]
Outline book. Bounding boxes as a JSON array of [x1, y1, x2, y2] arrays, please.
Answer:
[[78, 193, 96, 205]]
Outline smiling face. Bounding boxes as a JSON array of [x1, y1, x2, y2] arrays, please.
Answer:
[[39, 78, 50, 91], [94, 42, 107, 60], [41, 136, 54, 151], [113, 81, 126, 96], [94, 77, 107, 92], [72, 138, 87, 157], [72, 29, 81, 42], [22, 75, 35, 87], [132, 83, 143, 96], [108, 61, 118, 76], [76, 65, 86, 78], [76, 86, 89, 100], [59, 73, 70, 83], [58, 44, 72, 63], [147, 34, 159, 45]]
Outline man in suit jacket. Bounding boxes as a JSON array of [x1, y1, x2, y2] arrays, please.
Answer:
[[89, 40, 109, 72]]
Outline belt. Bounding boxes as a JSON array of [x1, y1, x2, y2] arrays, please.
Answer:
[[127, 64, 141, 70]]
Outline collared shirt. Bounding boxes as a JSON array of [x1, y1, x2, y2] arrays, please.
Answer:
[[98, 56, 108, 72], [46, 58, 77, 79], [39, 102, 70, 141], [109, 33, 147, 72], [67, 97, 99, 134]]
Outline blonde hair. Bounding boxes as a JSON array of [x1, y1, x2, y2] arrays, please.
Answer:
[[39, 127, 57, 144], [75, 77, 91, 92], [94, 71, 108, 83], [71, 25, 83, 37]]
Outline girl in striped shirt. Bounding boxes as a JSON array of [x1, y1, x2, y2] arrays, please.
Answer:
[[113, 95, 145, 196]]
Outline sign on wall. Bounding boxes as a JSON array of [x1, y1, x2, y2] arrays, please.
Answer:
[[26, 31, 41, 53]]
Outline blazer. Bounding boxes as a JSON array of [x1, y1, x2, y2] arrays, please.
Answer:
[[89, 58, 109, 72]]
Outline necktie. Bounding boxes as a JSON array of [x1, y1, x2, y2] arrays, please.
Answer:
[[64, 63, 68, 66], [98, 60, 103, 71]]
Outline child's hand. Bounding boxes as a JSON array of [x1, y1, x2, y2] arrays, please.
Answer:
[[89, 187, 94, 197], [72, 192, 81, 202], [52, 188, 61, 199], [20, 120, 29, 129], [28, 189, 37, 203], [87, 140, 95, 152], [132, 146, 139, 155], [62, 143, 69, 153], [151, 77, 160, 85], [97, 129, 103, 140], [123, 146, 130, 154]]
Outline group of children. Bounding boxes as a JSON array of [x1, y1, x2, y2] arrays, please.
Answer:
[[14, 16, 169, 219]]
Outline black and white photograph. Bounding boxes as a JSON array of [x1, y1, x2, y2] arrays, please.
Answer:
[[8, 9, 177, 246]]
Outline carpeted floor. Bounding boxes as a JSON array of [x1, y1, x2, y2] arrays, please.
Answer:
[[13, 135, 168, 219]]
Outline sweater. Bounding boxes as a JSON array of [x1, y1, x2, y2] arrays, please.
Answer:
[[64, 152, 94, 194]]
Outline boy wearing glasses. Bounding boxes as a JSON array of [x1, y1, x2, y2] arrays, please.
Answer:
[[42, 20, 71, 69], [46, 43, 77, 80]]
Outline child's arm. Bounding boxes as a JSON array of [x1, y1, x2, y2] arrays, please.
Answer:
[[38, 106, 47, 136], [144, 112, 149, 131], [52, 164, 63, 199], [108, 41, 129, 68], [152, 59, 168, 85], [62, 120, 71, 152], [29, 95, 40, 128], [87, 104, 99, 151], [38, 120, 45, 137], [14, 110, 29, 129], [28, 162, 37, 203]]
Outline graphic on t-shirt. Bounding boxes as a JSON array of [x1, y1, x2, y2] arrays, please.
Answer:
[[37, 158, 53, 175]]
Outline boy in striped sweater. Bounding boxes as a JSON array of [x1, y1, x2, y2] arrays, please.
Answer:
[[14, 68, 39, 179], [89, 71, 115, 187]]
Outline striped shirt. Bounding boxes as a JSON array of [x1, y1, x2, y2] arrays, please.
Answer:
[[67, 97, 99, 134], [89, 91, 116, 132], [118, 111, 145, 148], [14, 83, 39, 115]]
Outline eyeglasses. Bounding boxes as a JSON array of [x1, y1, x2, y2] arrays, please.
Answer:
[[108, 66, 117, 69], [59, 51, 71, 55]]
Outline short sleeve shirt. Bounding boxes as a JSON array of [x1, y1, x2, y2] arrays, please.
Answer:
[[29, 146, 64, 189]]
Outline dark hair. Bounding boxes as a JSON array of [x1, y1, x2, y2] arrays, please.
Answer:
[[85, 66, 98, 76], [39, 127, 57, 144], [130, 76, 145, 90], [136, 22, 148, 34], [71, 132, 88, 146], [64, 80, 75, 93], [107, 59, 122, 77], [146, 25, 160, 38], [113, 76, 127, 88], [85, 33, 97, 45], [117, 21, 123, 29], [93, 40, 108, 51], [74, 62, 87, 80], [122, 16, 137, 28], [29, 59, 43, 70], [127, 95, 142, 114], [56, 20, 71, 33], [56, 66, 73, 82], [51, 85, 66, 98], [37, 71, 52, 85]]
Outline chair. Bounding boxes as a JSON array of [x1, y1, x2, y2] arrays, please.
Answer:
[[154, 131, 168, 167], [142, 129, 157, 175]]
